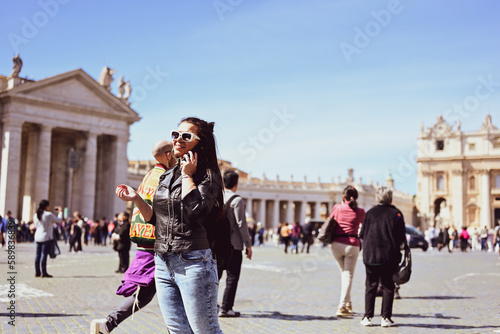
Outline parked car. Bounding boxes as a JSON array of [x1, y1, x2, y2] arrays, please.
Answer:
[[406, 225, 428, 251]]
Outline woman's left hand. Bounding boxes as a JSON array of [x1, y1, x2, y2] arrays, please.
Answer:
[[181, 151, 197, 176]]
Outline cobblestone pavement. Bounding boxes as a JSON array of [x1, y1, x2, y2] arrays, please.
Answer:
[[1, 241, 500, 334]]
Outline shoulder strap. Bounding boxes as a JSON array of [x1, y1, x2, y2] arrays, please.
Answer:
[[224, 195, 240, 209]]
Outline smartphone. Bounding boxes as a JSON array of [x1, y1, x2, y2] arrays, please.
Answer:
[[182, 146, 200, 162]]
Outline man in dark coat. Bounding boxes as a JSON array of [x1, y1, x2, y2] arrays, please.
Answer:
[[112, 211, 131, 273], [359, 187, 406, 328]]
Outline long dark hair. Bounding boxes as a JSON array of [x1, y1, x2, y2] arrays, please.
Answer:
[[343, 186, 358, 210], [180, 117, 221, 175], [179, 117, 223, 214], [36, 199, 49, 221]]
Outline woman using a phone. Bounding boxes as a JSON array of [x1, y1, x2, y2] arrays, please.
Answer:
[[33, 200, 62, 278], [116, 117, 224, 334]]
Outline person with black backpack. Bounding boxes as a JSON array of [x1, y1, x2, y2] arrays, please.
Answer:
[[116, 117, 225, 334], [218, 170, 253, 318]]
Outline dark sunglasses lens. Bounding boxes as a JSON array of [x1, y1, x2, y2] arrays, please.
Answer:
[[181, 133, 193, 142], [171, 131, 180, 140]]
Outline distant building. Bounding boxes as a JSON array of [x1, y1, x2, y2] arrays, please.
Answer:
[[0, 56, 140, 222], [129, 160, 415, 230], [416, 115, 500, 229]]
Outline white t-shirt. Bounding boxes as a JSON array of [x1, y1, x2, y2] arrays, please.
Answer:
[[34, 211, 61, 243]]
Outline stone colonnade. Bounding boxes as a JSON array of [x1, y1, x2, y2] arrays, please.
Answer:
[[0, 68, 140, 222], [243, 197, 335, 229], [0, 118, 130, 222]]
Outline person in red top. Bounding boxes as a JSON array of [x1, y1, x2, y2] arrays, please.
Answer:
[[330, 185, 365, 317], [291, 221, 302, 254], [459, 226, 470, 252]]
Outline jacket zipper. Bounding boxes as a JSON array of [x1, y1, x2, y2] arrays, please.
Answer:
[[166, 189, 173, 252], [181, 201, 184, 233]]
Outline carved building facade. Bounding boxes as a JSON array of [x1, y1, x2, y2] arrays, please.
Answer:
[[0, 58, 140, 222], [416, 115, 500, 229]]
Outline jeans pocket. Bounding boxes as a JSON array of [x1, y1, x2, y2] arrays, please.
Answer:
[[180, 249, 210, 263]]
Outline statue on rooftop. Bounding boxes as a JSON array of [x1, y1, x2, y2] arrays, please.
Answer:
[[124, 80, 132, 100], [480, 114, 498, 131], [98, 66, 115, 91], [118, 76, 125, 98], [11, 54, 22, 77]]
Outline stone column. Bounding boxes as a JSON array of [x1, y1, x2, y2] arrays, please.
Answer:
[[315, 201, 322, 220], [451, 170, 465, 228], [300, 201, 307, 223], [421, 171, 432, 220], [258, 199, 266, 225], [111, 135, 129, 218], [80, 132, 98, 218], [0, 119, 23, 216], [33, 125, 53, 207], [480, 170, 491, 228], [21, 130, 38, 222], [272, 199, 280, 227], [293, 201, 301, 223], [287, 200, 294, 223], [245, 197, 253, 220]]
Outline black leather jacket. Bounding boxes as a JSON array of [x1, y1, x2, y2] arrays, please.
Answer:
[[149, 164, 222, 254]]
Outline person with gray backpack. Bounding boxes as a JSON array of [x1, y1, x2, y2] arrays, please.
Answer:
[[218, 170, 253, 318]]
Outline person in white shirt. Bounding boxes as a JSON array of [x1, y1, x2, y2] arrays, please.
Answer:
[[34, 200, 62, 278]]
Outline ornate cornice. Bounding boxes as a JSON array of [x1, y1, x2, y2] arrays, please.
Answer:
[[451, 169, 467, 176], [476, 169, 490, 175]]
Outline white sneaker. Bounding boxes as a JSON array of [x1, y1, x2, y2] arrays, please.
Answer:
[[360, 317, 372, 326], [218, 309, 241, 317], [381, 317, 395, 327], [90, 319, 109, 334]]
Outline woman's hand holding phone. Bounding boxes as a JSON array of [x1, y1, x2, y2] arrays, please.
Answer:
[[181, 151, 198, 176]]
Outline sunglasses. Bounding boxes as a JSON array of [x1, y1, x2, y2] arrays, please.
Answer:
[[171, 130, 201, 142]]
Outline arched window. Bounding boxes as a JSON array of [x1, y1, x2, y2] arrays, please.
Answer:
[[496, 175, 500, 188], [469, 176, 475, 191], [437, 175, 445, 191]]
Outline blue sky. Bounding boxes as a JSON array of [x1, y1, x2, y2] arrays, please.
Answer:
[[2, 0, 500, 195]]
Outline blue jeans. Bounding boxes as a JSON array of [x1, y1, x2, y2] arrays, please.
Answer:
[[480, 238, 487, 251], [154, 249, 222, 334], [35, 240, 51, 276]]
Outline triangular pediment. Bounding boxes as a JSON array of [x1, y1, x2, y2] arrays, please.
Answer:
[[431, 116, 453, 136], [5, 69, 140, 123], [421, 115, 454, 138]]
